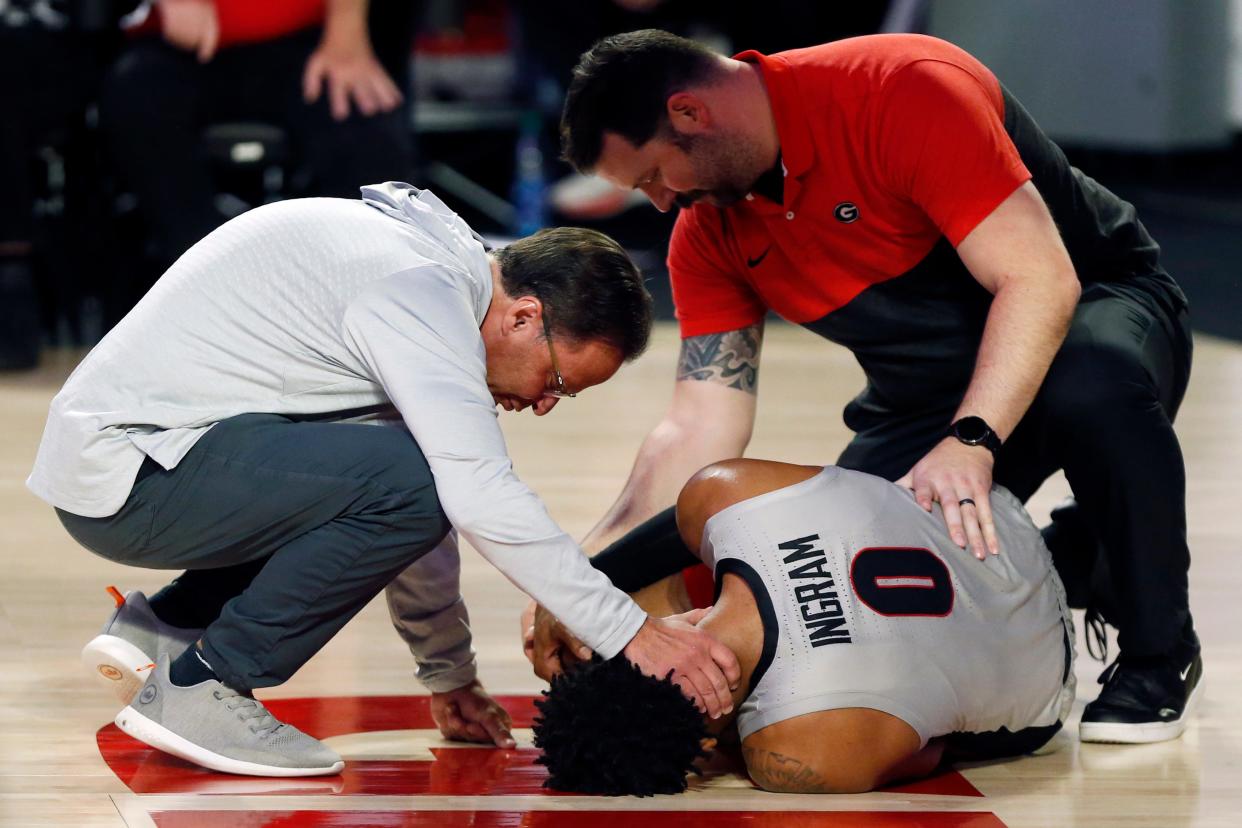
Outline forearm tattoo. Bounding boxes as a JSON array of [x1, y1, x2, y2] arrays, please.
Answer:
[[676, 323, 763, 393], [741, 746, 829, 793]]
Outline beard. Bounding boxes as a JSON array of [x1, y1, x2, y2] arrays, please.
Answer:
[[670, 130, 766, 209]]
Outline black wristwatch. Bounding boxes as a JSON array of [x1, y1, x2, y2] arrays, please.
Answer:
[[947, 416, 1003, 455]]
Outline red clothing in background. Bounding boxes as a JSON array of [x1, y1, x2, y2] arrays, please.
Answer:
[[131, 0, 327, 47]]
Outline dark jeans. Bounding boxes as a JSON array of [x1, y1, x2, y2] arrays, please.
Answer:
[[98, 29, 414, 265], [58, 414, 450, 691], [837, 290, 1194, 659]]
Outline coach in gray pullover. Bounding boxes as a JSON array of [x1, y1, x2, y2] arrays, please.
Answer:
[[29, 183, 738, 776]]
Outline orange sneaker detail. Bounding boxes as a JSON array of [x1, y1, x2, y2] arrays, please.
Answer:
[[106, 585, 125, 607]]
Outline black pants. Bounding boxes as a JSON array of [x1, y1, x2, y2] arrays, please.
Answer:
[[98, 29, 414, 266], [836, 290, 1194, 659], [58, 414, 450, 692]]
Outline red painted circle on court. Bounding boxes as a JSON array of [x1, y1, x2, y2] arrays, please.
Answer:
[[97, 694, 993, 827]]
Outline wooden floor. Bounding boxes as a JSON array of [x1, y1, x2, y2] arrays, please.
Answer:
[[2, 322, 1240, 827]]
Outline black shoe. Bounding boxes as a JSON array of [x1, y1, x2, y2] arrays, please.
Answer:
[[1080, 649, 1203, 744]]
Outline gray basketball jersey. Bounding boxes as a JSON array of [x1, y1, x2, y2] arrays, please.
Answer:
[[699, 466, 1075, 746]]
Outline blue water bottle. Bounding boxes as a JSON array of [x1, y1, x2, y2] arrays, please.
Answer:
[[511, 111, 549, 237]]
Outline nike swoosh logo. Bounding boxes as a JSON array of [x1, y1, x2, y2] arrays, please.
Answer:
[[747, 247, 771, 268], [1180, 664, 1192, 681]]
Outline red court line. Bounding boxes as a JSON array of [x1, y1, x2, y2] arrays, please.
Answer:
[[886, 773, 982, 798], [98, 695, 981, 798], [101, 724, 980, 799], [149, 810, 1008, 828]]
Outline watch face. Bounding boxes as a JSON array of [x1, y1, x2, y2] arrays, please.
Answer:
[[955, 416, 990, 443]]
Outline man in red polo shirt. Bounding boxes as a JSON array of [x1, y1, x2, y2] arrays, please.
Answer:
[[536, 30, 1200, 746]]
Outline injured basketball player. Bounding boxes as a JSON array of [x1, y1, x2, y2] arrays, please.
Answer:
[[532, 459, 1075, 796]]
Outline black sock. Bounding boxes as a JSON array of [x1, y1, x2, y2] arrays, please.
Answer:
[[169, 643, 220, 687], [148, 558, 270, 629], [147, 594, 212, 631]]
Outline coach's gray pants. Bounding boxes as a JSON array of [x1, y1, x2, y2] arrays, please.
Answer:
[[58, 413, 451, 691]]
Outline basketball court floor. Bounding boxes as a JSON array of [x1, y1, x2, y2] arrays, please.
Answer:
[[2, 322, 1239, 827]]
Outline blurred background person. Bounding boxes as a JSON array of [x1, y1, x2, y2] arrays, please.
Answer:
[[99, 0, 418, 274], [0, 0, 118, 370], [2, 0, 901, 371]]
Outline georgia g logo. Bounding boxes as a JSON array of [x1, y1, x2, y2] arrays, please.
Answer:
[[834, 202, 860, 223]]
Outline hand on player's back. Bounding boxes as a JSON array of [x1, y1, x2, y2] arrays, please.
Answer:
[[897, 437, 1000, 559]]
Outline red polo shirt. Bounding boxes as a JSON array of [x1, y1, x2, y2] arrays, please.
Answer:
[[134, 1, 326, 48], [668, 34, 1031, 337], [213, 0, 325, 46]]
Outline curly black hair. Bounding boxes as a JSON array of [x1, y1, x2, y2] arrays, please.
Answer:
[[533, 657, 709, 796]]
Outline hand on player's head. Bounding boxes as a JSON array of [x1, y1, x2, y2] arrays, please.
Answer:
[[623, 615, 741, 719]]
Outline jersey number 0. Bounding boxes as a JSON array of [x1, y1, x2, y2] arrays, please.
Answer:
[[850, 547, 955, 617]]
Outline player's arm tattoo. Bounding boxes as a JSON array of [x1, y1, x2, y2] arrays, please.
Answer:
[[741, 745, 830, 793], [676, 322, 763, 393]]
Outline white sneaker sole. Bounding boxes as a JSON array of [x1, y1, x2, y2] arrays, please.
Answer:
[[114, 705, 344, 777], [1079, 675, 1204, 744], [81, 634, 157, 706]]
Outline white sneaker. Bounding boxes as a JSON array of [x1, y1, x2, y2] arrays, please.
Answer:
[[81, 587, 203, 705], [115, 654, 344, 777]]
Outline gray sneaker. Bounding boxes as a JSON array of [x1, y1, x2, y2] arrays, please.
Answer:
[[81, 587, 203, 705], [115, 654, 344, 777]]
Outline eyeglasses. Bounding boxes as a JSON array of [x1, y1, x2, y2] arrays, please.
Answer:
[[543, 324, 577, 399]]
